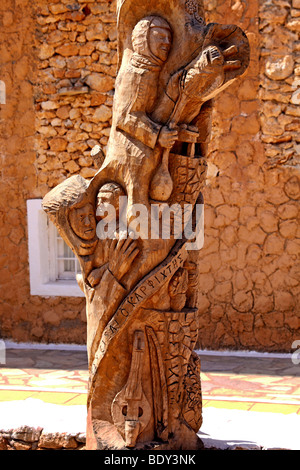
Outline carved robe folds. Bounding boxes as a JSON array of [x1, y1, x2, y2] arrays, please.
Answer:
[[43, 0, 250, 451]]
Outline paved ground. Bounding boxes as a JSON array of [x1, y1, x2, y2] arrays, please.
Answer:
[[0, 345, 299, 450]]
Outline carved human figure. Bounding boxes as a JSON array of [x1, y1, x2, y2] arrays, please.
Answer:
[[116, 16, 177, 151], [87, 182, 128, 287], [42, 176, 139, 366], [103, 15, 179, 218]]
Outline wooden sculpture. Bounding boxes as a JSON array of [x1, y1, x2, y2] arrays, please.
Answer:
[[43, 0, 250, 450]]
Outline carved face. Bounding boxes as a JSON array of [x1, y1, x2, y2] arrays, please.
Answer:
[[69, 203, 96, 240], [149, 27, 172, 62], [96, 184, 125, 223], [97, 192, 119, 224]]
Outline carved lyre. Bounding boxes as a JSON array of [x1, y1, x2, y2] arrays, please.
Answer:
[[111, 330, 151, 447]]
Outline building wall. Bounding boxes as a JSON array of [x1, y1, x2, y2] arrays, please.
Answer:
[[198, 0, 300, 351], [0, 0, 299, 351], [0, 0, 86, 344]]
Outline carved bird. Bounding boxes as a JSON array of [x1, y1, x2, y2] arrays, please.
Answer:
[[167, 23, 249, 126]]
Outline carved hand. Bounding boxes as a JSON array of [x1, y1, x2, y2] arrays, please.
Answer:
[[158, 126, 178, 149], [87, 265, 107, 288], [108, 237, 140, 283]]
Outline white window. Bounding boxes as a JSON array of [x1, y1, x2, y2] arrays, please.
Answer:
[[49, 223, 82, 281], [27, 199, 84, 297], [0, 80, 5, 104]]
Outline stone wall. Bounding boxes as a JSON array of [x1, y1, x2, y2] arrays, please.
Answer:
[[35, 0, 117, 191], [0, 0, 299, 351], [198, 0, 300, 351], [0, 425, 85, 450], [0, 0, 86, 344], [0, 424, 289, 450]]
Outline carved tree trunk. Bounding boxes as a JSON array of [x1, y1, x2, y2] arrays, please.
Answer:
[[43, 0, 249, 451]]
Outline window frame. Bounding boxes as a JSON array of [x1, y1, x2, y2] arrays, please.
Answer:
[[27, 199, 84, 297], [0, 80, 5, 104]]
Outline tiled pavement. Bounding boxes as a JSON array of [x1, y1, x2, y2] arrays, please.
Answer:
[[0, 344, 299, 450]]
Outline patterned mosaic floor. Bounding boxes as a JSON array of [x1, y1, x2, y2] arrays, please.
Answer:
[[0, 347, 299, 414], [0, 346, 299, 449], [0, 348, 88, 406]]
